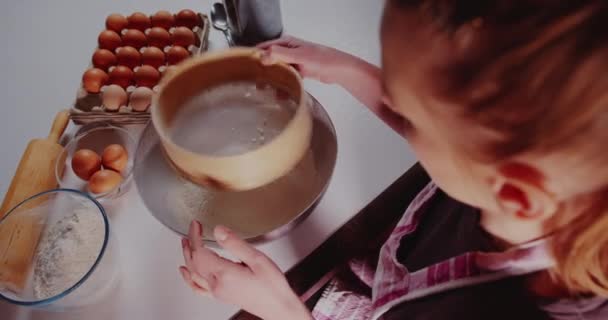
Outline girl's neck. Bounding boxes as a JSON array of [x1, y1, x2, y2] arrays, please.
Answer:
[[526, 272, 575, 299], [480, 210, 575, 299], [479, 209, 546, 247]]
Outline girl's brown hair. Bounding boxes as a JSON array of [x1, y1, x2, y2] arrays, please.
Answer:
[[394, 0, 608, 295]]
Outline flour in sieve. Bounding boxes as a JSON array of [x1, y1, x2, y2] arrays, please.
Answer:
[[167, 179, 216, 233], [170, 81, 297, 157], [32, 208, 105, 300]]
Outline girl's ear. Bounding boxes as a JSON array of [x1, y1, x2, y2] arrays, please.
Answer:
[[490, 162, 558, 221]]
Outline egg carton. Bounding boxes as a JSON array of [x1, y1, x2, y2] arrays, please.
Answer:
[[71, 12, 210, 125]]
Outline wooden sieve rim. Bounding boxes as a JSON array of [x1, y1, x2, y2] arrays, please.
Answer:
[[151, 48, 313, 191]]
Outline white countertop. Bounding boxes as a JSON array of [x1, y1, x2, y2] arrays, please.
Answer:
[[0, 0, 415, 319]]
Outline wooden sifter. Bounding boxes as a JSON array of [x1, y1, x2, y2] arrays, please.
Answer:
[[0, 110, 70, 292]]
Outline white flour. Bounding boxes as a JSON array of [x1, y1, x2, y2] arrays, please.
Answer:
[[166, 148, 320, 239], [32, 208, 105, 300], [170, 81, 297, 156], [167, 179, 216, 236]]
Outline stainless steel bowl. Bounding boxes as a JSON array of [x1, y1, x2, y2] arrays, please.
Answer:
[[134, 94, 337, 243]]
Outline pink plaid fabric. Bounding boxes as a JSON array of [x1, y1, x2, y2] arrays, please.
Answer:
[[312, 183, 555, 320], [311, 279, 373, 320], [371, 183, 438, 309]]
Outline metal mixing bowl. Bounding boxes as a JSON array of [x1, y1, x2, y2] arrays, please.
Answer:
[[134, 94, 337, 243]]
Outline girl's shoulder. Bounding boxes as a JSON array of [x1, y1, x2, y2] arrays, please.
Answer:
[[539, 295, 608, 320], [393, 183, 608, 320]]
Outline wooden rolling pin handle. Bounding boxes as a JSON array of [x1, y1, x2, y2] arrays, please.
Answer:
[[48, 110, 70, 143]]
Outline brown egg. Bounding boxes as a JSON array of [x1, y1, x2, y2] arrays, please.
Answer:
[[134, 65, 161, 88], [146, 27, 171, 48], [72, 149, 102, 180], [115, 46, 141, 69], [98, 30, 122, 51], [108, 65, 134, 89], [101, 84, 128, 111], [105, 13, 128, 33], [129, 87, 154, 112], [102, 144, 129, 172], [89, 170, 123, 194], [151, 10, 175, 29], [121, 29, 147, 49], [175, 9, 199, 29], [171, 27, 196, 48], [82, 68, 109, 93], [92, 49, 117, 71], [128, 12, 151, 31], [159, 65, 177, 77], [141, 47, 165, 68], [165, 46, 190, 65]]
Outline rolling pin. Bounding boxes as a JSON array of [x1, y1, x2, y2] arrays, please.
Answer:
[[0, 110, 70, 293]]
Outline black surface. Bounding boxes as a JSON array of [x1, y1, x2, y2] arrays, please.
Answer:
[[383, 191, 549, 320], [230, 163, 430, 319]]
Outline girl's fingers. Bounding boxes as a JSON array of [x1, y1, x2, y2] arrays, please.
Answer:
[[191, 244, 228, 275], [256, 36, 293, 49], [179, 266, 209, 296], [191, 270, 214, 292], [188, 220, 203, 251], [260, 45, 301, 66], [182, 238, 194, 269], [257, 39, 286, 49], [184, 221, 245, 279], [214, 225, 277, 275]]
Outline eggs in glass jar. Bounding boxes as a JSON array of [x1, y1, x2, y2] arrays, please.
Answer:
[[70, 144, 130, 195], [88, 170, 123, 194], [102, 144, 129, 173], [71, 149, 102, 180]]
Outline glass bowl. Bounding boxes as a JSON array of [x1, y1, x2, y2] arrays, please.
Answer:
[[56, 123, 137, 201], [0, 189, 117, 310]]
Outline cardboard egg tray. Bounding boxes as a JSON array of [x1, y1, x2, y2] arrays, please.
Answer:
[[70, 12, 210, 125]]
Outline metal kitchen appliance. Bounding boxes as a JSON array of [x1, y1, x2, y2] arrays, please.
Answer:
[[212, 0, 283, 46]]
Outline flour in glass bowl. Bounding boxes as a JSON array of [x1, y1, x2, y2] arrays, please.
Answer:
[[32, 208, 105, 300]]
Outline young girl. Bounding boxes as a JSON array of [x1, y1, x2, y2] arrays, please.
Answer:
[[179, 1, 608, 319]]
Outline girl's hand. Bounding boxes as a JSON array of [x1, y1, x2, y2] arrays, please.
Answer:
[[179, 221, 312, 320], [259, 36, 402, 134], [257, 36, 354, 84]]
